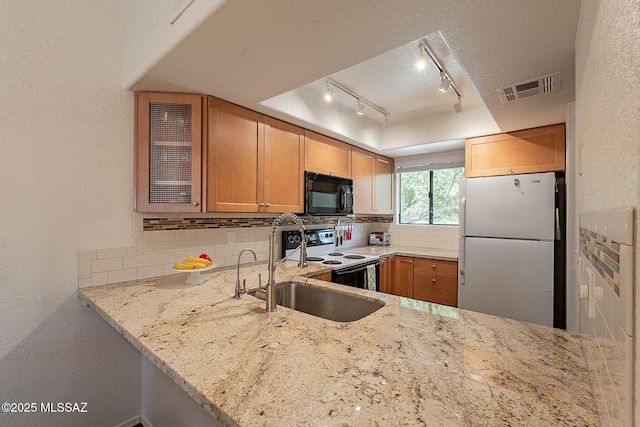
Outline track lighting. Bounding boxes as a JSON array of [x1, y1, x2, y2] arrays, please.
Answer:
[[417, 38, 463, 110], [324, 82, 333, 102], [453, 96, 462, 113], [323, 78, 389, 122], [438, 72, 451, 93]]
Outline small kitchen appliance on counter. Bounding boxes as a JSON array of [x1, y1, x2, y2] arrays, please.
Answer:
[[369, 232, 390, 246]]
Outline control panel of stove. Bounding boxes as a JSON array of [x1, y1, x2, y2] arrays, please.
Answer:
[[282, 228, 335, 255]]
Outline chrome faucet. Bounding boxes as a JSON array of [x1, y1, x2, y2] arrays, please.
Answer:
[[266, 213, 306, 312], [234, 248, 261, 298]]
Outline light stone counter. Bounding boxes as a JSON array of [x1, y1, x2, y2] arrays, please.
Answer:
[[345, 244, 458, 261], [79, 260, 597, 427]]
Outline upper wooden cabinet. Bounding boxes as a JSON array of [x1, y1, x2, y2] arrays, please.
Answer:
[[134, 92, 205, 212], [465, 123, 565, 178], [352, 148, 394, 214], [206, 98, 304, 213], [352, 148, 374, 213], [304, 131, 352, 178], [263, 117, 305, 213], [374, 155, 394, 214]]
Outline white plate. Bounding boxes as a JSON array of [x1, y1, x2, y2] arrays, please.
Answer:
[[171, 263, 217, 284]]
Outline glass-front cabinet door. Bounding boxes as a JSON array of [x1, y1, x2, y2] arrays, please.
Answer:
[[135, 92, 203, 212]]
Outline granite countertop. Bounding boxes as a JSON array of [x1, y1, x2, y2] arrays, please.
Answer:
[[79, 255, 597, 427], [345, 244, 459, 261]]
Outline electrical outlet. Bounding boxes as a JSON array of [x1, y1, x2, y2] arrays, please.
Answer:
[[228, 231, 236, 245]]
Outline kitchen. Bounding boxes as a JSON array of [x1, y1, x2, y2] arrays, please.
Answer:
[[0, 1, 638, 427]]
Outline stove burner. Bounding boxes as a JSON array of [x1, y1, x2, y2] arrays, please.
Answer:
[[322, 260, 343, 265], [343, 255, 365, 259], [306, 257, 324, 262], [328, 252, 344, 256]]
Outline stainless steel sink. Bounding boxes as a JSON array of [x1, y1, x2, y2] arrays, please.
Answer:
[[249, 282, 384, 322]]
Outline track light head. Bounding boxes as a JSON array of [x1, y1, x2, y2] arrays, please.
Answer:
[[453, 96, 462, 113], [324, 83, 333, 101], [438, 73, 451, 93], [416, 53, 428, 70], [357, 99, 365, 115], [416, 40, 428, 70]]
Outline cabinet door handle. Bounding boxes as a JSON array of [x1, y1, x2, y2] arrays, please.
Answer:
[[191, 201, 199, 207], [266, 203, 271, 207], [432, 278, 436, 283], [260, 203, 265, 207], [432, 264, 436, 268]]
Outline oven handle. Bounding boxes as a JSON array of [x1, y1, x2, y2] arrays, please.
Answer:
[[339, 187, 346, 211], [332, 259, 379, 275]]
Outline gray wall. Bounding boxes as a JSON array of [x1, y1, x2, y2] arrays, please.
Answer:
[[574, 0, 640, 421], [0, 1, 141, 425]]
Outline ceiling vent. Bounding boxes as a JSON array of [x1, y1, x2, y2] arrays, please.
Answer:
[[497, 72, 561, 104]]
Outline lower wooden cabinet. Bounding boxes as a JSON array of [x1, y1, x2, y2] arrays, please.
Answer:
[[378, 256, 391, 294], [413, 259, 458, 307], [310, 272, 332, 282], [393, 256, 414, 298], [385, 255, 458, 307]]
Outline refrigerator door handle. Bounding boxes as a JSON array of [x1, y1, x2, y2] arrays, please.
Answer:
[[459, 195, 466, 284], [555, 207, 561, 240], [459, 236, 465, 284], [459, 196, 466, 237]]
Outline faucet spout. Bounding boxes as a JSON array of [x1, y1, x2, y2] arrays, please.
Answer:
[[267, 213, 306, 312], [235, 248, 258, 298]]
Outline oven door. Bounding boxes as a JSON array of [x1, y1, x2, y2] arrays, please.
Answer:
[[331, 260, 379, 291]]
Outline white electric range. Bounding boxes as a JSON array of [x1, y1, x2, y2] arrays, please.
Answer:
[[281, 228, 380, 290]]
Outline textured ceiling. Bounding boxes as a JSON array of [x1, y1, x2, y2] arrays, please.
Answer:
[[131, 0, 581, 155]]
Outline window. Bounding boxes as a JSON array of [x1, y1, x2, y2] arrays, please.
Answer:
[[399, 166, 465, 225]]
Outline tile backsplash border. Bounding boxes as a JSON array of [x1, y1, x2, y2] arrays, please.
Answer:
[[143, 215, 393, 230]]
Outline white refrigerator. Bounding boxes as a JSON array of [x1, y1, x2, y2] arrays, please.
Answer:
[[458, 172, 558, 327]]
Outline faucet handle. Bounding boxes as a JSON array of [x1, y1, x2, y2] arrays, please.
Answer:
[[258, 273, 264, 291]]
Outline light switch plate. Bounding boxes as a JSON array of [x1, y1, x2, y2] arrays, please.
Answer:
[[228, 231, 236, 245]]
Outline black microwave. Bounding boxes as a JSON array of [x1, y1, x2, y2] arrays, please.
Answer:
[[305, 172, 353, 216]]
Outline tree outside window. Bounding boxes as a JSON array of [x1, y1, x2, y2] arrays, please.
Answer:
[[399, 167, 464, 224]]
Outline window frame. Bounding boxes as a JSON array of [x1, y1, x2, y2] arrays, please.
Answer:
[[396, 163, 465, 226]]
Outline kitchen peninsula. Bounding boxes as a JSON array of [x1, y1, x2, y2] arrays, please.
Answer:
[[79, 259, 597, 427]]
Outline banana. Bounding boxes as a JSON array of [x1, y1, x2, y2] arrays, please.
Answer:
[[183, 261, 207, 269], [185, 256, 212, 266], [173, 262, 194, 270]]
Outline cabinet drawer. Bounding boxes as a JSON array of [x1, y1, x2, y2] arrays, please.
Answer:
[[413, 258, 457, 276], [413, 272, 457, 307]]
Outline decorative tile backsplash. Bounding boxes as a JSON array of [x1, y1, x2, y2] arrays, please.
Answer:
[[79, 215, 393, 289], [579, 227, 622, 296], [143, 215, 393, 230], [578, 208, 634, 427], [78, 214, 459, 291]]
